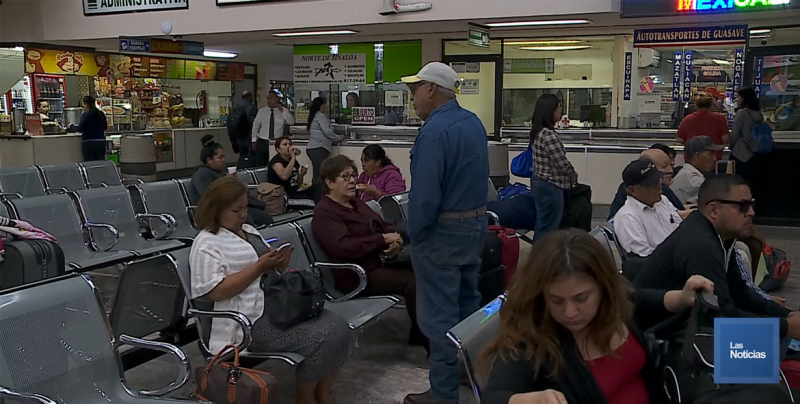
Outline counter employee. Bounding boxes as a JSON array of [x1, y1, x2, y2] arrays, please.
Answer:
[[253, 90, 295, 167], [67, 96, 108, 161], [36, 100, 61, 134]]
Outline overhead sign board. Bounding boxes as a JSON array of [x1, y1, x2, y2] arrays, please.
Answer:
[[217, 0, 290, 4], [633, 25, 748, 47], [149, 39, 205, 56], [468, 26, 490, 48], [622, 0, 799, 17], [119, 38, 150, 53], [293, 54, 367, 84], [84, 0, 189, 16]]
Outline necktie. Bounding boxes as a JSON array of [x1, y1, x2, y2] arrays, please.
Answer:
[[269, 108, 275, 139]]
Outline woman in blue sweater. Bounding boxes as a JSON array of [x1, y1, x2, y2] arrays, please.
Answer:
[[68, 96, 108, 161]]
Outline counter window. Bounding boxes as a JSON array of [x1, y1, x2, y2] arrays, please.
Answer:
[[501, 37, 614, 128], [633, 44, 738, 130]]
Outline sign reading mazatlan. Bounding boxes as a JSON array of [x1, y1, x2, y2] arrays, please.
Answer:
[[83, 0, 189, 16], [622, 0, 798, 17], [633, 25, 748, 47]]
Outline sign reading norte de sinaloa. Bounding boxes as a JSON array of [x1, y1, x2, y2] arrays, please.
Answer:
[[84, 0, 189, 16]]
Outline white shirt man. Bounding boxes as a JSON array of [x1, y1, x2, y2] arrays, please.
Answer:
[[252, 104, 295, 141], [614, 158, 683, 257]]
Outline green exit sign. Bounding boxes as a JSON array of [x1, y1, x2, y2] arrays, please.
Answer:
[[468, 27, 490, 48]]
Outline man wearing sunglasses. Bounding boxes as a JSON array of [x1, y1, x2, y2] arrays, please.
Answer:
[[401, 62, 490, 404], [636, 175, 800, 344]]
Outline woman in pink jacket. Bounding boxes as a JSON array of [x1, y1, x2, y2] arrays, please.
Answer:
[[357, 144, 406, 202]]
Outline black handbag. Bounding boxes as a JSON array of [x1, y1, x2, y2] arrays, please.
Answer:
[[260, 269, 326, 330]]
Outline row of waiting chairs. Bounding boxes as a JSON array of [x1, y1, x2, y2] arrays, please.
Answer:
[[0, 210, 404, 403], [0, 160, 139, 199]]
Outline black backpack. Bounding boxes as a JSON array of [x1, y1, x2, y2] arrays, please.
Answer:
[[227, 104, 250, 140], [656, 293, 794, 404]]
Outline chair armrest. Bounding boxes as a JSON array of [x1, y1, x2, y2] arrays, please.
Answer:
[[313, 262, 367, 302], [0, 386, 57, 404], [487, 211, 500, 225], [247, 184, 259, 190], [113, 334, 191, 397], [84, 222, 120, 252], [122, 178, 145, 185], [87, 182, 108, 188], [136, 213, 177, 240], [187, 308, 253, 353], [0, 192, 23, 199], [43, 187, 68, 195]]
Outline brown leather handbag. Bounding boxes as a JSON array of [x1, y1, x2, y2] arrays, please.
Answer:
[[195, 345, 278, 404]]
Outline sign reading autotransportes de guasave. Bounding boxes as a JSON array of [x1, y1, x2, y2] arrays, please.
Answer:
[[84, 0, 189, 16], [294, 54, 367, 85]]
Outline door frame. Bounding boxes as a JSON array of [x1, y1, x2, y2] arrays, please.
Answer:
[[441, 53, 504, 140]]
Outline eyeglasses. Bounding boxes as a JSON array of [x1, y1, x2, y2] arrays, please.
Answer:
[[409, 82, 430, 95], [339, 172, 357, 182], [709, 198, 755, 213]]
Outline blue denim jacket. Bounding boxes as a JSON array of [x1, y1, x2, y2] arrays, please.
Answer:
[[408, 100, 489, 242]]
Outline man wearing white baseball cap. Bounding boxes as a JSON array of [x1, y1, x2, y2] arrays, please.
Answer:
[[401, 62, 489, 404]]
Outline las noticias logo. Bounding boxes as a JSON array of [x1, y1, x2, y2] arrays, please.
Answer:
[[728, 342, 767, 359]]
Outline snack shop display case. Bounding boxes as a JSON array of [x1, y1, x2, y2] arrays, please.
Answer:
[[32, 74, 66, 119]]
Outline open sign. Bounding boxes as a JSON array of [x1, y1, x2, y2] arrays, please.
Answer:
[[352, 107, 376, 125]]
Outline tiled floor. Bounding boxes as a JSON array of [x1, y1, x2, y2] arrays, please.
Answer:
[[111, 209, 800, 404]]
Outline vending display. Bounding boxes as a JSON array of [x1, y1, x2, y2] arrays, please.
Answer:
[[9, 76, 33, 114], [32, 74, 66, 119]]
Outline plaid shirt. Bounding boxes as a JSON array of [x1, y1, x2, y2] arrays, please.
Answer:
[[532, 128, 575, 189]]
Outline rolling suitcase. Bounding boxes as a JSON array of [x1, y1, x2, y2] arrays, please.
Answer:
[[479, 232, 505, 306], [0, 240, 66, 290]]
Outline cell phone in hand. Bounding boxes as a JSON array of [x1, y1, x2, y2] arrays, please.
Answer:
[[276, 242, 292, 252], [265, 237, 279, 245]]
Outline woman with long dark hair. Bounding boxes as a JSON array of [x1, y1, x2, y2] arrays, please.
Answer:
[[480, 229, 714, 404], [529, 94, 575, 242], [730, 87, 763, 182], [306, 96, 344, 182], [67, 95, 108, 161]]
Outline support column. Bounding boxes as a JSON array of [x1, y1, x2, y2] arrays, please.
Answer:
[[421, 35, 443, 64]]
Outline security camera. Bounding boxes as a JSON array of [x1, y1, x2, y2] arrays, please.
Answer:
[[380, 0, 398, 15], [760, 39, 768, 45]]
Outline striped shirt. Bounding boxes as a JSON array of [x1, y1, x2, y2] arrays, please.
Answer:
[[190, 225, 264, 354]]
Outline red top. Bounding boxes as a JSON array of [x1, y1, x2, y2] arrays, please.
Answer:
[[677, 110, 729, 160], [587, 335, 650, 404]]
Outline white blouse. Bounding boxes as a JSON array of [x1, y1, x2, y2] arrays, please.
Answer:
[[189, 225, 264, 354]]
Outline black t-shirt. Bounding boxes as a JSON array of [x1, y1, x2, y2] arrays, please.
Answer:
[[267, 154, 300, 192]]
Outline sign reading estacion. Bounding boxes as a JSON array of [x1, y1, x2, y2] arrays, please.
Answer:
[[294, 54, 367, 84], [633, 25, 748, 47], [84, 0, 189, 16]]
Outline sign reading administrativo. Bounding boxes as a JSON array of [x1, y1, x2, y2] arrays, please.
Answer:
[[293, 54, 367, 84], [84, 0, 189, 16]]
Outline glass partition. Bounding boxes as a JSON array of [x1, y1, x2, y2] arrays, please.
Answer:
[[502, 37, 614, 128]]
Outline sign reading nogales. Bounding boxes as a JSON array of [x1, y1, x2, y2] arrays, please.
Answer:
[[714, 317, 779, 384], [293, 54, 367, 84]]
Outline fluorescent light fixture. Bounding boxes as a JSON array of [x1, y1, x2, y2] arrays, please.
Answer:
[[12, 46, 23, 51], [273, 30, 357, 37], [329, 44, 339, 55], [204, 50, 238, 58], [504, 40, 583, 46], [485, 19, 590, 28], [712, 59, 732, 65], [519, 45, 592, 51], [749, 29, 771, 35]]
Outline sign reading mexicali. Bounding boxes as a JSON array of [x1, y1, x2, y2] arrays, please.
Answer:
[[621, 0, 798, 17], [83, 0, 189, 16]]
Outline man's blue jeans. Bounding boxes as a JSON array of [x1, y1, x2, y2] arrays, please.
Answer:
[[412, 215, 487, 403], [531, 177, 565, 242]]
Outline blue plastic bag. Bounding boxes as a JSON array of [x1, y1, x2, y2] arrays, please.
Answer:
[[511, 146, 533, 178], [498, 183, 531, 200]]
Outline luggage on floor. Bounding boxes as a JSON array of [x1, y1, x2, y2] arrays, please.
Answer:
[[488, 225, 520, 288], [560, 183, 592, 232], [479, 230, 506, 305], [196, 345, 278, 404], [0, 240, 65, 290], [758, 244, 791, 292], [487, 194, 536, 231], [498, 182, 531, 200]]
